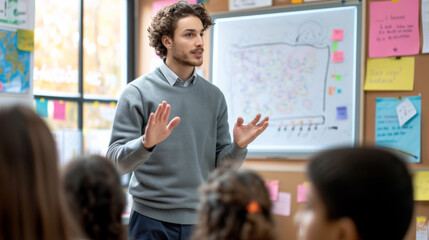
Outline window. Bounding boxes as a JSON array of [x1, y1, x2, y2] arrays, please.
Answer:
[[34, 0, 135, 164]]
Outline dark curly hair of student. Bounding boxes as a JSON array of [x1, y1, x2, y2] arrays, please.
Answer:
[[191, 168, 276, 240], [148, 0, 213, 58], [62, 155, 126, 240]]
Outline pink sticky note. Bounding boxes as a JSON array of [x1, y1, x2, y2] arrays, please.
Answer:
[[369, 0, 419, 57], [152, 0, 197, 16], [272, 192, 291, 216], [53, 100, 66, 121], [331, 29, 344, 41], [332, 51, 344, 63], [297, 184, 309, 203], [0, 81, 3, 91], [265, 180, 279, 201]]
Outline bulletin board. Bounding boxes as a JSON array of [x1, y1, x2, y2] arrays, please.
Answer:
[[363, 1, 429, 240], [210, 1, 363, 158]]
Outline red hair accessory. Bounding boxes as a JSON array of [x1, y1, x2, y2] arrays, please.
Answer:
[[246, 201, 261, 214]]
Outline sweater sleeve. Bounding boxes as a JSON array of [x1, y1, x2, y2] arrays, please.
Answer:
[[215, 93, 248, 167], [106, 85, 153, 174]]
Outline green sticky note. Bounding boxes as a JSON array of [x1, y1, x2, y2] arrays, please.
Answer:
[[336, 75, 341, 81], [332, 41, 338, 51]]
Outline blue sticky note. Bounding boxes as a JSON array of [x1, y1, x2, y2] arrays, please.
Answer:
[[36, 98, 48, 118], [375, 96, 421, 163], [336, 106, 347, 120]]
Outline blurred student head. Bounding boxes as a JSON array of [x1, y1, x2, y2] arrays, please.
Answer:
[[62, 154, 126, 240], [0, 104, 80, 240], [295, 147, 413, 240], [191, 167, 276, 240]]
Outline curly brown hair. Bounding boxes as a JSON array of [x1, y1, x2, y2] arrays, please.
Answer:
[[62, 155, 126, 240], [148, 0, 213, 58], [191, 168, 277, 240]]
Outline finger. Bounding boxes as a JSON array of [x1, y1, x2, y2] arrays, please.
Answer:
[[235, 117, 244, 126], [162, 104, 171, 122], [154, 103, 162, 121], [147, 113, 155, 127], [250, 113, 262, 125], [167, 117, 181, 130], [158, 101, 168, 121], [256, 116, 269, 127], [259, 121, 269, 132]]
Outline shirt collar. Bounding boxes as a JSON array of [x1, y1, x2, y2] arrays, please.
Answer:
[[160, 59, 197, 86]]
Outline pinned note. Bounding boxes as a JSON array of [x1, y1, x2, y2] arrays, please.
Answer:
[[332, 51, 344, 63], [36, 98, 48, 118], [265, 180, 279, 201], [414, 171, 429, 201], [331, 29, 344, 41], [0, 81, 2, 91], [376, 96, 421, 163], [369, 0, 419, 57], [364, 57, 414, 91], [272, 192, 291, 216], [17, 29, 34, 51], [336, 106, 348, 120], [53, 100, 66, 121], [396, 98, 417, 127], [297, 183, 309, 202], [416, 216, 429, 240]]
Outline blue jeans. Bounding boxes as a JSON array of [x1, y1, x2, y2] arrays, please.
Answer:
[[128, 210, 194, 240]]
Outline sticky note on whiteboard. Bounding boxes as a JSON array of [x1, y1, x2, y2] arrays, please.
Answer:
[[331, 29, 344, 41], [332, 51, 344, 63]]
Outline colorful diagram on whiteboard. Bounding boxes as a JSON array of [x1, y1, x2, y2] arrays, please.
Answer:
[[213, 12, 358, 152]]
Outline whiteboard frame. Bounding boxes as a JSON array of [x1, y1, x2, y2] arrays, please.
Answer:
[[210, 1, 363, 159]]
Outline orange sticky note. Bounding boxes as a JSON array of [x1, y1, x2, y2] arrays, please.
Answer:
[[332, 51, 344, 63], [291, 0, 302, 3], [331, 29, 344, 41]]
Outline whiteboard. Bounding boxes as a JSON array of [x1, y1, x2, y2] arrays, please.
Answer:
[[211, 3, 362, 158]]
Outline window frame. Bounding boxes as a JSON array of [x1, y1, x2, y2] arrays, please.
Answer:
[[34, 0, 135, 152]]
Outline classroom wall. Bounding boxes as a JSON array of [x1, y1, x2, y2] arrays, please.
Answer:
[[136, 0, 428, 239]]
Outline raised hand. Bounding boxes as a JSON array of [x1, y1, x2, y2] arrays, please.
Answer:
[[142, 101, 181, 149], [233, 113, 269, 148]]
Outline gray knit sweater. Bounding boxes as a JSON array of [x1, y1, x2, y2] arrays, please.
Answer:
[[107, 67, 247, 224]]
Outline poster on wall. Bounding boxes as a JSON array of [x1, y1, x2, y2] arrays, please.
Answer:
[[0, 29, 31, 94]]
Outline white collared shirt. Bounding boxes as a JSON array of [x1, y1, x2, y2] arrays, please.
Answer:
[[160, 60, 197, 87]]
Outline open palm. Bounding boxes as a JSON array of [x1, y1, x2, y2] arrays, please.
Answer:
[[142, 101, 181, 149], [233, 113, 269, 148]]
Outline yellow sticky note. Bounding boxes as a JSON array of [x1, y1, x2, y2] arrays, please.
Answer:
[[413, 171, 429, 201], [364, 57, 414, 91], [17, 29, 34, 51], [93, 101, 100, 107], [292, 0, 302, 3]]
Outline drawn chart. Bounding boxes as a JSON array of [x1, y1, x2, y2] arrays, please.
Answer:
[[211, 5, 361, 157]]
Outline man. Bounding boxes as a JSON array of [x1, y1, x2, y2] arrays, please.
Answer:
[[107, 1, 269, 239]]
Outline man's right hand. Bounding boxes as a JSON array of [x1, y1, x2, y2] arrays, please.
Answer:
[[142, 101, 181, 149]]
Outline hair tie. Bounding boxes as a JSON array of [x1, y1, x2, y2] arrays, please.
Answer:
[[246, 201, 261, 214]]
